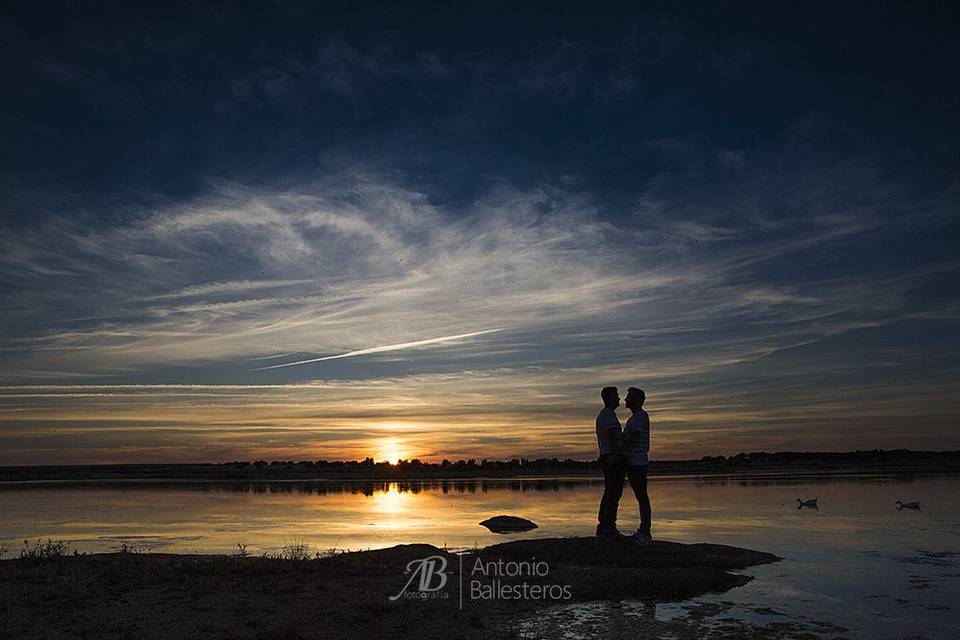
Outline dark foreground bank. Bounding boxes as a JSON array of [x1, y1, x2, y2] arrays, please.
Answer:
[[0, 537, 778, 640]]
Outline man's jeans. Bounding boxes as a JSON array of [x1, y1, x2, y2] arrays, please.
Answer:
[[597, 453, 626, 530], [626, 464, 652, 534]]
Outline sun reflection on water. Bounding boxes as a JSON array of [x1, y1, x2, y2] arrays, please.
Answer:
[[370, 483, 412, 516]]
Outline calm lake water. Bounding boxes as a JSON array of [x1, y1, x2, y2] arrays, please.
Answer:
[[2, 473, 959, 639]]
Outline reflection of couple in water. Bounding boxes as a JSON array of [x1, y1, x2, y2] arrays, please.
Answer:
[[595, 386, 653, 544]]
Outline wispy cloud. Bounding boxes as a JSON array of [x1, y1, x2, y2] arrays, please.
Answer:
[[1, 165, 958, 462], [147, 279, 314, 300]]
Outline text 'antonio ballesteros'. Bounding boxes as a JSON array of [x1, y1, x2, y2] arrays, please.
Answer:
[[468, 557, 573, 601]]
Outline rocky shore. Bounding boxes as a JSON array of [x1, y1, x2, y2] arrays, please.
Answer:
[[0, 536, 779, 639]]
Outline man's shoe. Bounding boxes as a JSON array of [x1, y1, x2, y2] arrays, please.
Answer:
[[632, 530, 653, 545], [596, 526, 625, 538]]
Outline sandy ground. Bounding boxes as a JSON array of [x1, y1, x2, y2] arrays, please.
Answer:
[[0, 537, 779, 639]]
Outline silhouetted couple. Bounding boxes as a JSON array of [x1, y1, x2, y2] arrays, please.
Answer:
[[596, 386, 652, 544]]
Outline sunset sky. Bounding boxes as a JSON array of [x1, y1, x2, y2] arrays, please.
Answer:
[[1, 2, 959, 465]]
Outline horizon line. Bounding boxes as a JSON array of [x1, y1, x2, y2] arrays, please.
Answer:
[[2, 448, 956, 469]]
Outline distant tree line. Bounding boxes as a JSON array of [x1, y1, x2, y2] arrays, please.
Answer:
[[214, 448, 960, 475], [221, 457, 596, 472], [3, 449, 958, 482]]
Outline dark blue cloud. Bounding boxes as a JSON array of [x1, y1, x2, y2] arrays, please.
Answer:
[[3, 1, 957, 214]]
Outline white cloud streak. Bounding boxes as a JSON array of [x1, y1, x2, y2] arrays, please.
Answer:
[[250, 329, 504, 370]]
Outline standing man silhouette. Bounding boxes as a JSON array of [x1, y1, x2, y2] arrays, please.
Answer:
[[596, 386, 626, 537], [621, 387, 652, 544]]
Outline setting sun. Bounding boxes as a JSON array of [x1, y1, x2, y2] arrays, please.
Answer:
[[377, 438, 409, 465]]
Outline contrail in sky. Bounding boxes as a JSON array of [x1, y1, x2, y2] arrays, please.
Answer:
[[250, 329, 504, 371], [246, 352, 298, 361]]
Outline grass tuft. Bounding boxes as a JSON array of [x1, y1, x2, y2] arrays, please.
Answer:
[[19, 538, 69, 560], [112, 541, 151, 554]]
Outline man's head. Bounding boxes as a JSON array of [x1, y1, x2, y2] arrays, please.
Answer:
[[601, 386, 620, 408], [625, 387, 646, 412]]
